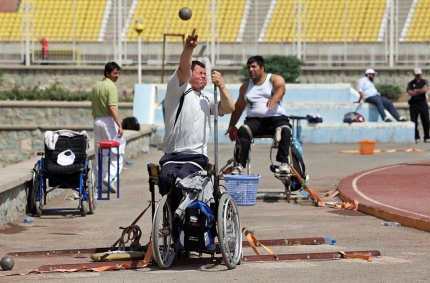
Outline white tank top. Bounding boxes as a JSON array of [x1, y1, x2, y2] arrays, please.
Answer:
[[245, 73, 287, 118]]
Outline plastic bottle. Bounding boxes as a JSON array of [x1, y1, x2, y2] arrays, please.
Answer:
[[299, 189, 310, 198], [322, 236, 336, 245], [381, 221, 401, 227], [23, 217, 34, 223], [125, 161, 134, 166]]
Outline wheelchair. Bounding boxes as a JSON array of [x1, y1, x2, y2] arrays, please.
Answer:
[[30, 132, 96, 217], [222, 118, 308, 201], [147, 163, 242, 270]]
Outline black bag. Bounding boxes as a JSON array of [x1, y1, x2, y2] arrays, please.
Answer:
[[343, 112, 365, 123], [121, 117, 140, 131], [177, 201, 215, 251]]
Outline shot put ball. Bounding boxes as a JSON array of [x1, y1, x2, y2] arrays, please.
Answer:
[[0, 255, 14, 270], [179, 7, 192, 21]]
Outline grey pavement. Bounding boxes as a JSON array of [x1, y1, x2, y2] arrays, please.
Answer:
[[1, 142, 430, 282]]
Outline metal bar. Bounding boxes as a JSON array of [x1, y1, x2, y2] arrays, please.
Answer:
[[37, 250, 381, 271], [7, 238, 324, 258], [243, 237, 325, 246], [242, 250, 381, 262], [214, 84, 218, 174]]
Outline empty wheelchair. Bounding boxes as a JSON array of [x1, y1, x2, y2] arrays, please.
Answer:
[[147, 163, 242, 270], [30, 131, 96, 217]]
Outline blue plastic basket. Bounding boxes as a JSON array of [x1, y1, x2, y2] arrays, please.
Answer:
[[222, 174, 261, 206]]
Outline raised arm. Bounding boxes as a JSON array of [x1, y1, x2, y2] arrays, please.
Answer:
[[227, 82, 249, 131], [177, 29, 198, 86], [212, 70, 235, 115], [267, 74, 286, 109]]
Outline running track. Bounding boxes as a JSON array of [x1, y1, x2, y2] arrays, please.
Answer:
[[338, 160, 430, 232]]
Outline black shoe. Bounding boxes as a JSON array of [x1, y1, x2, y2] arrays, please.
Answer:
[[385, 118, 393, 122], [398, 117, 407, 122]]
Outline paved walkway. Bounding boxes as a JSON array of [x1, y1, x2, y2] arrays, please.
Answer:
[[1, 142, 430, 282]]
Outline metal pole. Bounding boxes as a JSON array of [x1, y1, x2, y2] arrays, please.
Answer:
[[298, 0, 302, 60], [118, 0, 122, 66], [344, 0, 347, 61], [395, 0, 398, 64], [211, 0, 215, 65], [213, 84, 218, 175], [25, 0, 30, 66], [138, 35, 142, 84], [255, 0, 258, 54], [389, 0, 394, 67]]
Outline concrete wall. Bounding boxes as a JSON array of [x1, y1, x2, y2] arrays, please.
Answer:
[[0, 66, 426, 102], [0, 128, 155, 227], [0, 101, 134, 168]]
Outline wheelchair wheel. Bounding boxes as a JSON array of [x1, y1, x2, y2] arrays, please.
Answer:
[[217, 193, 242, 269], [80, 200, 88, 217], [87, 159, 97, 214], [32, 162, 42, 217], [151, 194, 175, 269]]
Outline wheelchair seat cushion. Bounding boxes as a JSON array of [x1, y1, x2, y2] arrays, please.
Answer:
[[44, 135, 87, 173]]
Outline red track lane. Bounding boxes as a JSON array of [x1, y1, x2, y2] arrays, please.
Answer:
[[338, 160, 430, 231]]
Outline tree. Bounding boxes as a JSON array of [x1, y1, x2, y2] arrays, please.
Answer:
[[240, 55, 304, 83]]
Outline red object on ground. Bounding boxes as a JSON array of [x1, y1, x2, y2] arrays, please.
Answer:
[[229, 127, 238, 141]]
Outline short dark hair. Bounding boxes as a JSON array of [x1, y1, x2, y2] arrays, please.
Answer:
[[191, 60, 205, 70], [104, 61, 121, 77], [247, 55, 265, 69]]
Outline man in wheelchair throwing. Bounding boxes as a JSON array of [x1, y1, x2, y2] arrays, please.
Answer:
[[157, 30, 234, 209], [225, 55, 293, 178]]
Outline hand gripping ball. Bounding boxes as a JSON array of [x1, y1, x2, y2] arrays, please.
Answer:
[[179, 7, 192, 21], [0, 255, 14, 270]]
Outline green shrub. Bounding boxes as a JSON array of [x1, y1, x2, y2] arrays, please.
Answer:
[[0, 78, 133, 102], [240, 55, 304, 83], [376, 84, 403, 101], [0, 70, 4, 87]]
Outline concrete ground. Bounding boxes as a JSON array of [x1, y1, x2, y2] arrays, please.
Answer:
[[1, 142, 430, 282]]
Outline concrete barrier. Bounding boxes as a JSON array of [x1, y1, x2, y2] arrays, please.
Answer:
[[135, 83, 415, 144], [0, 126, 156, 227]]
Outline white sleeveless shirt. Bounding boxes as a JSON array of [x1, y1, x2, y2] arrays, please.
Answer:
[[245, 73, 287, 118]]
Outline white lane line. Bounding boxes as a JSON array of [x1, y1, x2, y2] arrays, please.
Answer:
[[352, 165, 430, 220]]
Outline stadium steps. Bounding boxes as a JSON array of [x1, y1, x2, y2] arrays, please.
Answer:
[[241, 0, 271, 44]]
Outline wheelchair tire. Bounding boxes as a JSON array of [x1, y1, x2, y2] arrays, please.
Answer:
[[30, 162, 42, 216], [80, 200, 88, 217], [35, 201, 42, 217], [217, 193, 242, 270], [87, 159, 97, 214], [152, 194, 175, 269]]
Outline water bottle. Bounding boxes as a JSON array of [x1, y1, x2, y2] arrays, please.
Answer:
[[125, 161, 134, 166], [299, 189, 310, 198], [381, 221, 401, 227], [322, 236, 336, 245], [23, 217, 34, 223]]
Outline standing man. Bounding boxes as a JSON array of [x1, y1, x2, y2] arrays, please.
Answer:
[[407, 67, 429, 143], [357, 68, 407, 122], [157, 30, 235, 209], [91, 61, 123, 193], [226, 55, 292, 176]]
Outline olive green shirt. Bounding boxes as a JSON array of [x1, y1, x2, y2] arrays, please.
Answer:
[[91, 78, 118, 118]]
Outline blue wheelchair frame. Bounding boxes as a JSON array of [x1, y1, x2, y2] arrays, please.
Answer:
[[32, 153, 91, 217]]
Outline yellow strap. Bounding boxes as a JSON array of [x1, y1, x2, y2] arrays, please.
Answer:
[[242, 226, 277, 259], [339, 251, 373, 262]]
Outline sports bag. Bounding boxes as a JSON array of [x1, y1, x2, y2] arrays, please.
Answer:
[[177, 200, 215, 251], [343, 112, 365, 123], [121, 117, 140, 131]]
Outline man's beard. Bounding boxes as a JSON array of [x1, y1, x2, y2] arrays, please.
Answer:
[[368, 76, 373, 82]]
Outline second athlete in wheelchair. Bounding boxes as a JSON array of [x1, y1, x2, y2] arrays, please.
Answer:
[[225, 55, 308, 193], [151, 30, 241, 269]]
